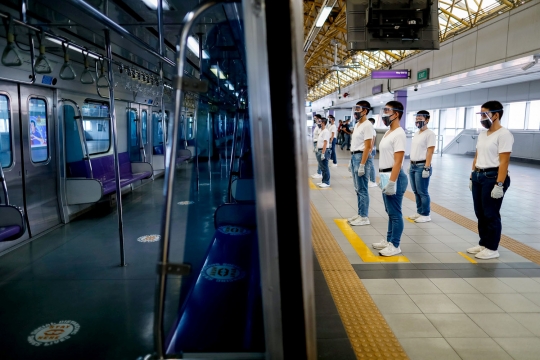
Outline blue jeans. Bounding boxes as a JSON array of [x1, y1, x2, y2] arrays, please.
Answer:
[[351, 153, 370, 217], [341, 134, 350, 150], [471, 170, 510, 250], [367, 154, 375, 183], [331, 138, 337, 164], [316, 149, 330, 185], [409, 164, 432, 216], [313, 142, 321, 174], [382, 170, 408, 248]]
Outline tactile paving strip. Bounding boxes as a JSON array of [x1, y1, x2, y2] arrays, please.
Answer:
[[311, 202, 409, 359], [404, 191, 540, 265]]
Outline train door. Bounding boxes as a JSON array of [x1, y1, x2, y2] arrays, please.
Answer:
[[127, 106, 141, 161], [140, 106, 149, 162], [0, 82, 28, 252], [19, 85, 61, 237]]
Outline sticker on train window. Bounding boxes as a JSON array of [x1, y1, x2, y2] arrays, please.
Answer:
[[41, 75, 53, 85], [202, 263, 245, 282], [27, 320, 80, 346], [29, 98, 49, 163], [218, 226, 250, 235]]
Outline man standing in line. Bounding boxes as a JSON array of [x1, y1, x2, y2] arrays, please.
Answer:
[[341, 118, 352, 151], [316, 118, 331, 188], [328, 115, 338, 167], [311, 114, 323, 179]]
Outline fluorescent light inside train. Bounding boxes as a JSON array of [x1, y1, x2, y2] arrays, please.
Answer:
[[210, 65, 227, 79], [140, 0, 170, 10], [315, 6, 333, 27], [187, 36, 209, 59], [46, 37, 100, 59], [225, 81, 234, 91]]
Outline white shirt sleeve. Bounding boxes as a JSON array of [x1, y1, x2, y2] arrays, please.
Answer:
[[364, 123, 374, 141], [498, 130, 514, 153], [393, 131, 406, 153], [427, 130, 436, 148]]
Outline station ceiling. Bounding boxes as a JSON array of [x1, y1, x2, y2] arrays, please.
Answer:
[[304, 0, 531, 102]]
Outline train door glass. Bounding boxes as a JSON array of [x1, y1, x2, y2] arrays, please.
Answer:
[[128, 108, 140, 161], [152, 112, 163, 154], [0, 95, 12, 168], [81, 101, 111, 154], [165, 111, 170, 144], [141, 110, 148, 145], [28, 98, 49, 163]]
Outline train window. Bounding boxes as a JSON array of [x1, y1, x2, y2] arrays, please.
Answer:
[[128, 108, 140, 161], [141, 110, 148, 145], [29, 98, 49, 163], [0, 95, 12, 168], [152, 112, 164, 155], [82, 101, 111, 155]]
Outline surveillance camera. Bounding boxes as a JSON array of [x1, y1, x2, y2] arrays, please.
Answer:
[[414, 85, 418, 92]]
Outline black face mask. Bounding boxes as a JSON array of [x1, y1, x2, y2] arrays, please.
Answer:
[[317, 124, 322, 128], [382, 114, 394, 127], [480, 119, 492, 129], [416, 121, 425, 129]]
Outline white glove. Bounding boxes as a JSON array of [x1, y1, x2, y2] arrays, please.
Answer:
[[382, 180, 397, 195], [491, 184, 504, 199], [422, 167, 430, 178], [469, 179, 472, 191], [321, 153, 325, 160], [357, 163, 365, 177]]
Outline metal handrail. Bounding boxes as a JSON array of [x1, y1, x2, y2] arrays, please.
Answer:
[[227, 113, 239, 202], [67, 0, 175, 68], [0, 161, 9, 205], [154, 1, 234, 358], [59, 98, 94, 178]]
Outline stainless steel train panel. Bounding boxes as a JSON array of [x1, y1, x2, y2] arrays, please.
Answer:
[[19, 85, 62, 237]]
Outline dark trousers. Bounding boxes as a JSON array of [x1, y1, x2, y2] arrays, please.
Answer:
[[331, 138, 337, 164], [471, 171, 510, 251]]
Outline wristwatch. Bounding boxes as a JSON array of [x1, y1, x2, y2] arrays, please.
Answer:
[[497, 182, 503, 187]]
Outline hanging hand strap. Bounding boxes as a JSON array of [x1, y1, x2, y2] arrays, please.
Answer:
[[1, 15, 23, 66], [59, 42, 76, 80], [80, 50, 95, 84], [34, 29, 52, 74]]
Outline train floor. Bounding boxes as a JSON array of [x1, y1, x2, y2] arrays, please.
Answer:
[[310, 143, 540, 360]]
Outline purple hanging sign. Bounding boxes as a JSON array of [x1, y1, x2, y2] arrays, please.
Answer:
[[371, 70, 410, 79]]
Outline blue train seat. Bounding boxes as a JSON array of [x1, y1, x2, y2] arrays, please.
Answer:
[[166, 204, 264, 354], [0, 205, 26, 242]]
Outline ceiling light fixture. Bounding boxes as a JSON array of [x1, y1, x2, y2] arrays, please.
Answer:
[[210, 65, 227, 79], [315, 6, 333, 27], [187, 36, 209, 59], [141, 0, 170, 10], [522, 54, 540, 71], [46, 37, 100, 59]]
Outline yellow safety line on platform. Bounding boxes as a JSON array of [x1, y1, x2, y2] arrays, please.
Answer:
[[334, 219, 410, 263], [404, 217, 415, 223], [311, 203, 409, 359], [308, 179, 318, 190], [404, 191, 540, 265], [458, 252, 478, 264]]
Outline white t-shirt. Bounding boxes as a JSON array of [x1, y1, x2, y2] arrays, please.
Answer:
[[328, 123, 337, 139], [313, 126, 320, 143], [410, 129, 436, 161], [378, 127, 406, 169], [475, 127, 514, 168], [350, 120, 374, 152], [317, 128, 330, 149]]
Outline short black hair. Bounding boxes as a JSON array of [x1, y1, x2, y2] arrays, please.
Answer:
[[416, 110, 430, 119], [356, 100, 372, 115], [328, 114, 335, 119], [320, 118, 328, 124], [31, 120, 36, 126], [368, 118, 375, 124], [385, 101, 404, 119], [314, 114, 322, 119], [481, 100, 504, 119]]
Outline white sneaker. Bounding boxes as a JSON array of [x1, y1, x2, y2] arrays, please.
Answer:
[[415, 215, 431, 223], [350, 217, 370, 226], [332, 163, 338, 167], [311, 173, 322, 179], [379, 243, 402, 257], [368, 181, 378, 188], [316, 182, 323, 185], [475, 248, 500, 260], [318, 183, 330, 188], [347, 214, 360, 222], [372, 239, 389, 250], [467, 245, 485, 254], [408, 213, 421, 220]]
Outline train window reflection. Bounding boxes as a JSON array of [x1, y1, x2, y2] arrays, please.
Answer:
[[142, 110, 148, 145], [152, 112, 164, 155], [0, 95, 12, 168], [29, 98, 49, 163], [82, 101, 111, 155]]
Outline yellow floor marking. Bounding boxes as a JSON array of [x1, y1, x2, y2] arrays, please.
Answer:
[[404, 217, 415, 223], [404, 191, 540, 265], [334, 219, 410, 263], [308, 179, 318, 190], [458, 252, 478, 264], [311, 203, 409, 359]]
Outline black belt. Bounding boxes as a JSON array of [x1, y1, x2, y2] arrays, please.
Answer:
[[351, 150, 363, 155], [379, 167, 392, 173], [475, 167, 498, 172], [410, 160, 426, 165], [317, 148, 328, 151]]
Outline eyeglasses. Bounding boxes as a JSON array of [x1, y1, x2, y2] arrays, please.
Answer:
[[353, 105, 370, 112], [383, 107, 402, 113]]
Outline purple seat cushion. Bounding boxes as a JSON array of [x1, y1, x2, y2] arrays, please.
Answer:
[[0, 225, 21, 242]]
